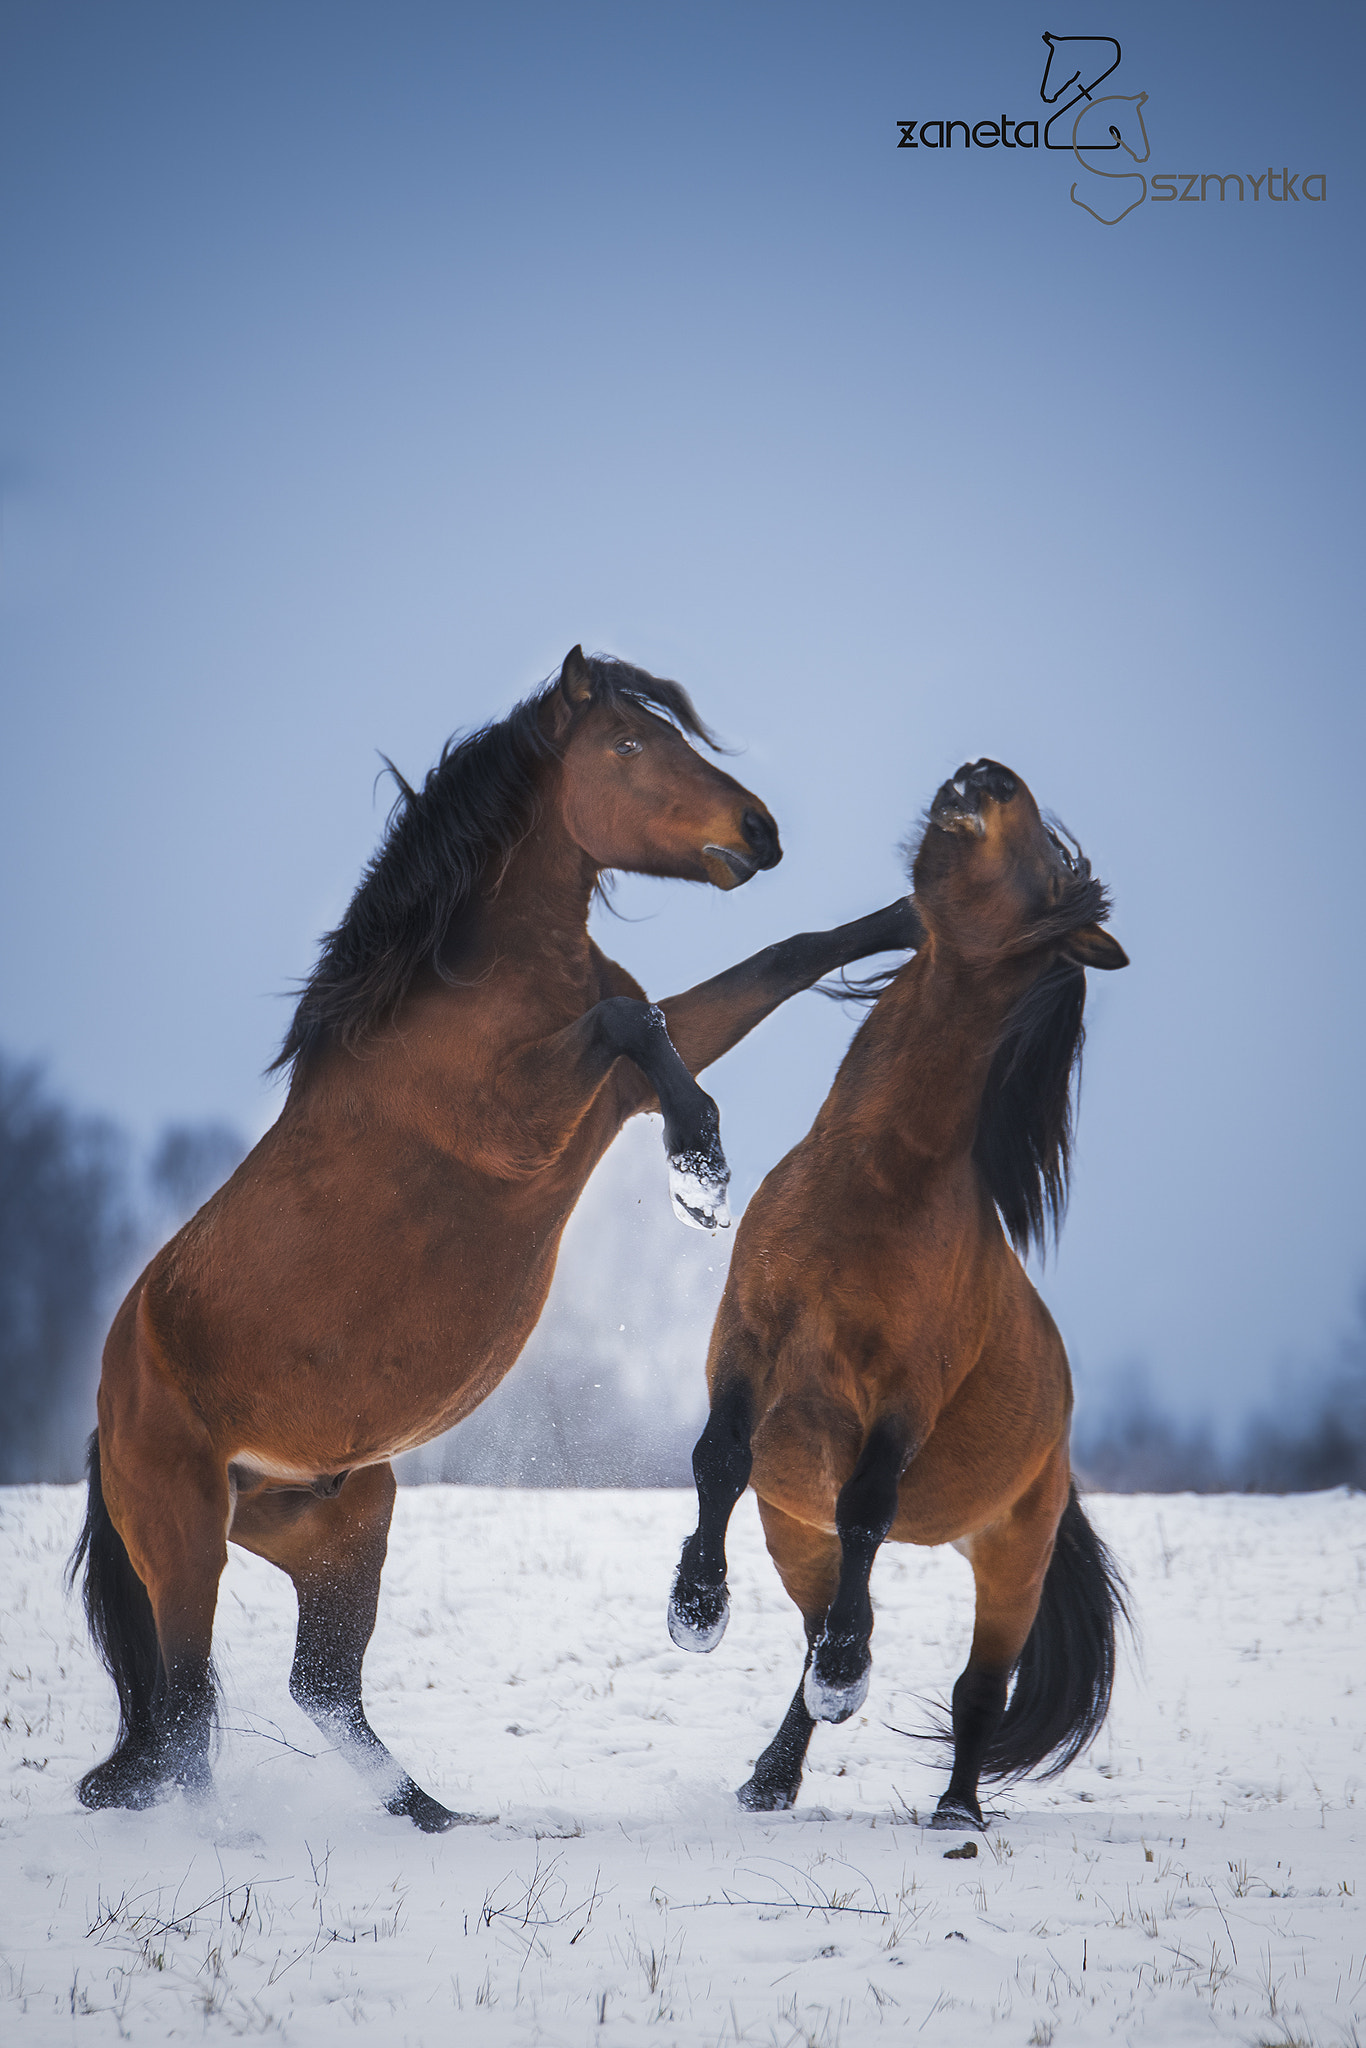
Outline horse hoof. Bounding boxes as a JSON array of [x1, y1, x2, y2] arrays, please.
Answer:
[[737, 1774, 797, 1812], [386, 1782, 486, 1833], [929, 1798, 985, 1832], [667, 1578, 730, 1652], [668, 1153, 731, 1233], [77, 1751, 169, 1811], [804, 1643, 870, 1724]]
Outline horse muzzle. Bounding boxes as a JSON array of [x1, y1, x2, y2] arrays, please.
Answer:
[[703, 808, 782, 887], [930, 760, 1018, 836]]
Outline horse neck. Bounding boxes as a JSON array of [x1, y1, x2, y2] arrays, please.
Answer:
[[451, 764, 601, 996], [830, 940, 1036, 1163]]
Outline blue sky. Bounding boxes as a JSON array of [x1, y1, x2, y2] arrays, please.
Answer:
[[2, 0, 1362, 1429]]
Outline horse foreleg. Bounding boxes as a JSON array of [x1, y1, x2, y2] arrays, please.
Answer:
[[805, 1417, 913, 1724], [494, 996, 731, 1231], [230, 1463, 470, 1833], [596, 999, 731, 1231], [668, 1380, 754, 1651], [738, 1669, 818, 1812], [657, 896, 925, 1077]]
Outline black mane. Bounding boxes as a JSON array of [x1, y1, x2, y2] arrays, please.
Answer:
[[272, 655, 715, 1076], [973, 853, 1113, 1260], [821, 824, 1112, 1259]]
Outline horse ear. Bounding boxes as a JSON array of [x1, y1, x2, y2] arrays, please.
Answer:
[[558, 645, 594, 710], [1062, 924, 1129, 971]]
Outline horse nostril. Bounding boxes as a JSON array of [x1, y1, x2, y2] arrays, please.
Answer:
[[741, 809, 781, 868]]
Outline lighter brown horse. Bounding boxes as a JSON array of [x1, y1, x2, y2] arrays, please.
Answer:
[[668, 758, 1129, 1827], [71, 648, 919, 1830]]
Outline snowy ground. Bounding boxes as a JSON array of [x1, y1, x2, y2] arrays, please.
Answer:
[[3, 1485, 1364, 2046]]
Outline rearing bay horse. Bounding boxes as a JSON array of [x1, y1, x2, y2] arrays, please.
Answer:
[[72, 647, 919, 1830], [669, 759, 1129, 1827]]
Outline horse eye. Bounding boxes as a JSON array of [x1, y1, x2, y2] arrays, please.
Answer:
[[614, 737, 643, 757]]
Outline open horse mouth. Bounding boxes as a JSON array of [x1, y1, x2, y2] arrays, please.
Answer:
[[704, 809, 782, 887], [704, 844, 761, 885], [930, 761, 1019, 836]]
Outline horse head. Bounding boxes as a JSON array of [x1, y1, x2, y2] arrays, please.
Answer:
[[911, 759, 1127, 972], [551, 646, 781, 890]]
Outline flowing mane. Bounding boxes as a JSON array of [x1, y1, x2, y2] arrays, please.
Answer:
[[272, 656, 715, 1076], [821, 822, 1113, 1259], [973, 841, 1113, 1259]]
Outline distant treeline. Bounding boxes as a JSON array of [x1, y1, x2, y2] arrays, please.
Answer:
[[2, 1047, 1362, 1493], [1072, 1301, 1366, 1493], [0, 1050, 246, 1482]]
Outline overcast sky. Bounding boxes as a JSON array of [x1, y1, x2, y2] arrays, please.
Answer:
[[2, 0, 1361, 1431]]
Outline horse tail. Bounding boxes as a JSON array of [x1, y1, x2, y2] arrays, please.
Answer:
[[981, 1481, 1129, 1781], [66, 1430, 161, 1800]]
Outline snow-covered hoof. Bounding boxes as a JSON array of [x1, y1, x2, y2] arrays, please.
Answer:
[[929, 1796, 985, 1832], [78, 1750, 171, 1812], [668, 1151, 731, 1233], [803, 1638, 871, 1724], [668, 1576, 730, 1652], [385, 1779, 488, 1833], [737, 1772, 798, 1812]]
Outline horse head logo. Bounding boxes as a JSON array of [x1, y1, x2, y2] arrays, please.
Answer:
[[1040, 32, 1123, 149], [1069, 92, 1150, 224]]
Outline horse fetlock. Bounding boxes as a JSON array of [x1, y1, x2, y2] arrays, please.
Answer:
[[290, 1672, 358, 1726], [805, 1630, 872, 1723], [667, 1572, 730, 1653]]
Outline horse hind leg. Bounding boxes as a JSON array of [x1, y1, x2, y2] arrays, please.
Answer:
[[931, 1453, 1118, 1832], [68, 1433, 164, 1808], [76, 1364, 230, 1809], [230, 1463, 469, 1834], [668, 1379, 753, 1652]]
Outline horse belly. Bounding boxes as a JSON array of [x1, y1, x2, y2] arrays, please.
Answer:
[[140, 1163, 564, 1467], [889, 1341, 1070, 1548]]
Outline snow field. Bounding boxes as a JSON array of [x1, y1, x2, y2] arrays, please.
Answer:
[[2, 1484, 1365, 2045]]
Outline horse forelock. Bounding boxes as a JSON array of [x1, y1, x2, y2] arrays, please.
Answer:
[[580, 655, 722, 750]]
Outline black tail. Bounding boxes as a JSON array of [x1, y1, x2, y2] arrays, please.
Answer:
[[980, 1482, 1129, 1782], [66, 1431, 161, 1803]]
